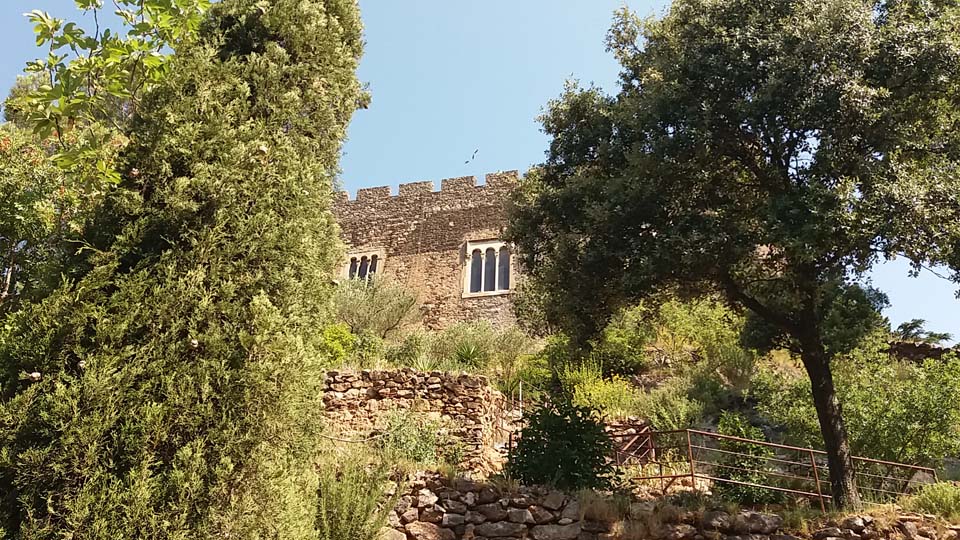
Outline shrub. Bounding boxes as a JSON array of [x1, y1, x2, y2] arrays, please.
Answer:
[[560, 361, 640, 420], [316, 450, 397, 540], [592, 306, 655, 376], [333, 275, 420, 340], [507, 399, 614, 490], [377, 409, 462, 468], [712, 412, 783, 505], [634, 378, 705, 431], [318, 323, 358, 366], [902, 482, 960, 521]]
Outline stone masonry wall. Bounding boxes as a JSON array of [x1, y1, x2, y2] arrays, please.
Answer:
[[332, 171, 519, 329], [386, 473, 960, 540], [322, 369, 519, 473]]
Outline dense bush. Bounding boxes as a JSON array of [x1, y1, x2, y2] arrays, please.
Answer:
[[507, 400, 614, 490], [754, 336, 960, 466], [560, 360, 640, 420], [634, 378, 705, 431], [316, 450, 397, 540], [377, 409, 464, 467], [713, 412, 783, 505], [902, 482, 960, 521]]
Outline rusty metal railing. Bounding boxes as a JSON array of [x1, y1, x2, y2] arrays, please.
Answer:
[[621, 429, 938, 511]]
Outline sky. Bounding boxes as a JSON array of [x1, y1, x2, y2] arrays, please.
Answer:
[[0, 1, 958, 340]]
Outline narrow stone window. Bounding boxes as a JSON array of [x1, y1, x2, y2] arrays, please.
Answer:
[[358, 256, 370, 279], [483, 248, 497, 291], [348, 257, 358, 279], [369, 254, 378, 275], [498, 246, 510, 290], [470, 249, 483, 293]]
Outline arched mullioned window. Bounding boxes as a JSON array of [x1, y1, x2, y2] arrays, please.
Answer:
[[358, 256, 370, 279], [498, 246, 511, 290], [470, 249, 483, 293], [344, 251, 385, 281], [464, 241, 513, 296], [483, 248, 497, 291]]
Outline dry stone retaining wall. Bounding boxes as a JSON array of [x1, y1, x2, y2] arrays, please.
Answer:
[[386, 473, 960, 540], [322, 369, 519, 473]]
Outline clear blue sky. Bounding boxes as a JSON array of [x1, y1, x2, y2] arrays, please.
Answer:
[[1, 1, 958, 341]]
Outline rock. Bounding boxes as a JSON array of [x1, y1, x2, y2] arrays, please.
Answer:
[[560, 500, 581, 521], [421, 505, 445, 523], [387, 511, 401, 528], [900, 522, 920, 540], [401, 507, 420, 524], [530, 506, 556, 524], [463, 523, 476, 540], [406, 521, 455, 540], [558, 518, 574, 525], [742, 512, 783, 534], [842, 517, 867, 533], [511, 495, 536, 507], [703, 511, 732, 531], [463, 492, 478, 506], [508, 508, 535, 524], [771, 535, 802, 540], [478, 488, 499, 504], [445, 500, 468, 514], [442, 513, 466, 527], [815, 528, 844, 540], [531, 522, 583, 540], [380, 527, 407, 540], [475, 521, 527, 537], [581, 521, 609, 533], [844, 530, 862, 540], [396, 495, 414, 515], [475, 503, 508, 521], [465, 511, 487, 524], [418, 489, 439, 508], [543, 491, 566, 510], [663, 524, 698, 540]]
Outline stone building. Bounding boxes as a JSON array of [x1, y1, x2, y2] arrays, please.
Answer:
[[332, 170, 519, 329]]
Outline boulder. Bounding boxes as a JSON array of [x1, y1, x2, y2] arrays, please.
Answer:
[[814, 528, 844, 540], [842, 517, 867, 533], [702, 511, 732, 531], [380, 528, 407, 540], [442, 513, 465, 527], [742, 512, 783, 534], [401, 507, 420, 524], [560, 500, 581, 521], [465, 510, 487, 524], [531, 522, 582, 540], [418, 489, 439, 508], [406, 522, 455, 540], [421, 505, 444, 523]]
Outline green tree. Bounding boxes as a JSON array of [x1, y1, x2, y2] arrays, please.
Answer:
[[892, 319, 953, 345], [0, 0, 365, 537], [508, 0, 960, 508]]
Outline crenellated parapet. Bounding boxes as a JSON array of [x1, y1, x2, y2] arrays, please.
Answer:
[[335, 171, 519, 205]]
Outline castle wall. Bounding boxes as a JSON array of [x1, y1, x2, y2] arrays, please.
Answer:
[[332, 171, 519, 329]]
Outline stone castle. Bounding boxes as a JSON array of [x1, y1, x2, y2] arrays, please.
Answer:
[[333, 171, 519, 329]]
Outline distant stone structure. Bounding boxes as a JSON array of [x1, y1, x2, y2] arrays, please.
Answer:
[[332, 171, 519, 329]]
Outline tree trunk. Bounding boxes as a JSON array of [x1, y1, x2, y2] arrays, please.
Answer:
[[799, 342, 862, 510]]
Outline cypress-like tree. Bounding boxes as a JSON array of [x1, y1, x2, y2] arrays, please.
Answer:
[[0, 0, 365, 537]]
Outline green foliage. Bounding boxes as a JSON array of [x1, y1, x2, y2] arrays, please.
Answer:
[[893, 319, 954, 346], [0, 0, 367, 537], [633, 377, 705, 431], [713, 412, 783, 505], [508, 399, 614, 490], [333, 275, 420, 340], [318, 323, 359, 366], [316, 449, 397, 540], [377, 410, 463, 468], [754, 346, 960, 466], [902, 482, 960, 522], [559, 360, 640, 420], [508, 0, 960, 507], [591, 305, 654, 376]]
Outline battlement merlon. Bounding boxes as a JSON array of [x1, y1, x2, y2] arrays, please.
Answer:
[[333, 170, 520, 204]]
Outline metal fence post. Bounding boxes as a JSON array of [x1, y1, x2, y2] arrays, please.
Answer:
[[686, 430, 697, 492], [809, 450, 827, 513]]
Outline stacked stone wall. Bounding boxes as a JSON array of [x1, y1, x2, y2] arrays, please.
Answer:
[[332, 171, 519, 329], [322, 369, 519, 473], [387, 473, 960, 540]]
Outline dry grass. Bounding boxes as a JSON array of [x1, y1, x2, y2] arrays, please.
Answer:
[[609, 519, 649, 540]]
